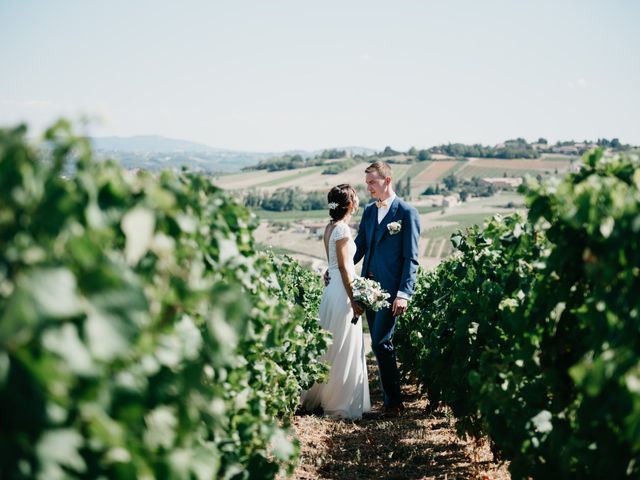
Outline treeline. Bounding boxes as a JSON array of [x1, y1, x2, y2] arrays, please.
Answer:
[[243, 146, 434, 174], [423, 175, 499, 200], [244, 187, 328, 211], [322, 157, 359, 174], [244, 178, 413, 212], [432, 138, 539, 159], [246, 149, 347, 172], [433, 137, 632, 159], [244, 138, 633, 175]]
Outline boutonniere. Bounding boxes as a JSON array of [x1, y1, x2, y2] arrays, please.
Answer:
[[387, 220, 402, 235]]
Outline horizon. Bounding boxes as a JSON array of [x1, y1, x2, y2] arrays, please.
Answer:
[[1, 1, 639, 151], [86, 132, 628, 155]]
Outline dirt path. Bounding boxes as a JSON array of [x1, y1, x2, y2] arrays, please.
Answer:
[[288, 350, 511, 479]]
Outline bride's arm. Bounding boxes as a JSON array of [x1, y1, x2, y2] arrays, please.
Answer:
[[335, 238, 364, 316]]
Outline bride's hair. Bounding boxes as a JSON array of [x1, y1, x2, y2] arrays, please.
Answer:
[[328, 184, 358, 222]]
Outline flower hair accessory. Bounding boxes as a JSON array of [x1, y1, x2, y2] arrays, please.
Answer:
[[328, 202, 338, 210]]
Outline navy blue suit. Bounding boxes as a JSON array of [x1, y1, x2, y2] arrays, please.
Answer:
[[354, 196, 420, 406]]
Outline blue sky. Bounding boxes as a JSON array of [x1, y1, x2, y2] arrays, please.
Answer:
[[1, 0, 638, 151]]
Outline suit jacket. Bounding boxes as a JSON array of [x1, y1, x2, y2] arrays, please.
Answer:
[[354, 197, 420, 299]]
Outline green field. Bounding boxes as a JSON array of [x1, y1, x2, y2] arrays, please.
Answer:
[[440, 160, 468, 179], [397, 161, 432, 182], [540, 154, 580, 162], [254, 166, 323, 188], [254, 243, 296, 256], [424, 237, 453, 258], [422, 212, 508, 240], [255, 209, 338, 222], [456, 165, 557, 179], [416, 206, 441, 215]]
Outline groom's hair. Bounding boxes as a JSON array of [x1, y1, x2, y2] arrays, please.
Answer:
[[328, 184, 358, 223], [365, 161, 392, 179]]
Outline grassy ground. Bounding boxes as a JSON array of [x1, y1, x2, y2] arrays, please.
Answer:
[[423, 237, 453, 258], [456, 166, 555, 179], [439, 160, 468, 178], [397, 161, 432, 182], [540, 154, 579, 162], [255, 243, 297, 256], [287, 353, 510, 479], [255, 209, 336, 222], [255, 167, 324, 188], [422, 212, 500, 239]]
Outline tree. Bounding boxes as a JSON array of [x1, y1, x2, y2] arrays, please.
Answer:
[[320, 149, 346, 159], [537, 137, 548, 144], [460, 190, 469, 202], [443, 175, 458, 191], [381, 146, 399, 157], [396, 177, 412, 197], [417, 149, 431, 162]]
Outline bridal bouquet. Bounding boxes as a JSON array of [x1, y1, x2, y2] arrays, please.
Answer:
[[351, 277, 391, 324]]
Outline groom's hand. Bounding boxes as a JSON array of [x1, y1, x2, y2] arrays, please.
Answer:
[[392, 297, 408, 317], [323, 269, 330, 286]]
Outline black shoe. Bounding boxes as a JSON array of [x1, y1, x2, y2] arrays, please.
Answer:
[[382, 402, 405, 415]]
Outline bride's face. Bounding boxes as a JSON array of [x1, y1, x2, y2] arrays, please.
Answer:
[[351, 196, 360, 213]]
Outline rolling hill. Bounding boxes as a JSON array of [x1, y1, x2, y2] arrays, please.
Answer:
[[90, 135, 376, 173]]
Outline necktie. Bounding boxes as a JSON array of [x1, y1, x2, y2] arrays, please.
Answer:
[[375, 200, 388, 208]]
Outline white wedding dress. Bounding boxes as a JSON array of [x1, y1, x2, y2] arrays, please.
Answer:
[[301, 222, 371, 419]]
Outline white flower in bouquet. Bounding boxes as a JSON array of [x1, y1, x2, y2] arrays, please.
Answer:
[[351, 277, 390, 324]]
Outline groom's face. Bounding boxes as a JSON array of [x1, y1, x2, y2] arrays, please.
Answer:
[[365, 172, 391, 199]]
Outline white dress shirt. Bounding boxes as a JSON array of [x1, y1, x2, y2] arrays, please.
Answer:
[[377, 193, 396, 224]]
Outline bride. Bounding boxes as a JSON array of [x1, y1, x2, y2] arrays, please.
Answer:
[[301, 184, 371, 419]]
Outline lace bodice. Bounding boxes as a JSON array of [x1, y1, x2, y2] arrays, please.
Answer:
[[327, 222, 356, 273]]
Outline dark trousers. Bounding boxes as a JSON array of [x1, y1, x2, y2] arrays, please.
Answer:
[[366, 305, 402, 407]]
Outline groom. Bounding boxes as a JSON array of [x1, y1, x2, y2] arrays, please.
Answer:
[[354, 161, 420, 412]]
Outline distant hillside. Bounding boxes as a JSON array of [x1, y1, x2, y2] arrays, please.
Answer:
[[331, 146, 377, 156], [90, 135, 222, 153], [89, 135, 377, 173], [90, 135, 274, 173]]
